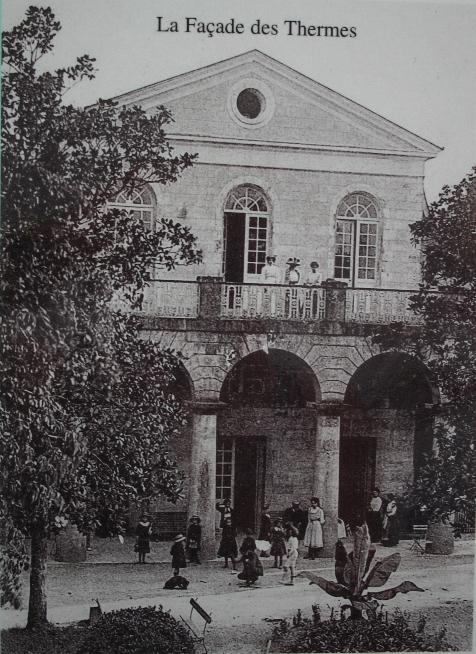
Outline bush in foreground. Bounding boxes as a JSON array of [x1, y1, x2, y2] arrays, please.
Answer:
[[272, 608, 453, 652], [78, 606, 195, 654]]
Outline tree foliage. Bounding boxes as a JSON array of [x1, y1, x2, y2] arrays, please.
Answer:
[[1, 6, 201, 624], [373, 168, 476, 521]]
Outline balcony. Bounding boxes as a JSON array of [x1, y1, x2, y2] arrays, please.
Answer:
[[137, 278, 425, 325]]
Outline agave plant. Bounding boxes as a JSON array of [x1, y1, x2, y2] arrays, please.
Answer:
[[299, 523, 424, 619]]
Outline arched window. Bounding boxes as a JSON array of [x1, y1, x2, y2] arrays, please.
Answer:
[[109, 186, 155, 231], [223, 185, 270, 284], [334, 193, 379, 287]]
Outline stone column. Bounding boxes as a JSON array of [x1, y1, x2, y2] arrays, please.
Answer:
[[313, 403, 343, 556], [197, 276, 223, 320], [321, 279, 348, 322], [188, 401, 225, 559]]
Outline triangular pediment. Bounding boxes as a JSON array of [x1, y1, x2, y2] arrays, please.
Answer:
[[112, 50, 441, 157]]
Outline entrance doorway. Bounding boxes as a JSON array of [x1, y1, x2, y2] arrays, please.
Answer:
[[339, 437, 376, 525], [216, 436, 266, 532]]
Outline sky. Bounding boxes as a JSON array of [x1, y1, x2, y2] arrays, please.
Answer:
[[3, 0, 476, 202]]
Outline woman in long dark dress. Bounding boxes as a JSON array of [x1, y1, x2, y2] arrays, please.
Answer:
[[217, 517, 238, 570], [382, 494, 399, 546], [135, 514, 152, 564]]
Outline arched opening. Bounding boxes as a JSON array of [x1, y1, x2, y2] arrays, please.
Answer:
[[143, 361, 193, 538], [334, 192, 380, 288], [340, 352, 437, 527], [218, 349, 320, 531], [223, 185, 270, 284]]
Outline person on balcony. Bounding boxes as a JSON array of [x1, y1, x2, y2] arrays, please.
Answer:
[[304, 261, 322, 286], [284, 258, 301, 285], [261, 255, 281, 284]]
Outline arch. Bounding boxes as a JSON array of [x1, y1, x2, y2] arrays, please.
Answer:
[[339, 351, 439, 526], [344, 352, 439, 409], [169, 360, 194, 403], [220, 348, 321, 407], [331, 190, 383, 287], [109, 184, 156, 231]]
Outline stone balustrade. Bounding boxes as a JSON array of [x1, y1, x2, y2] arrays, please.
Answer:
[[134, 278, 425, 325]]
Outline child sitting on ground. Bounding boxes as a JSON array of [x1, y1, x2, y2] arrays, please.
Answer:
[[163, 570, 189, 590], [237, 547, 263, 587]]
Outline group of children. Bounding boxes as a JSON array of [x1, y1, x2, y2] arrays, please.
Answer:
[[162, 513, 300, 589]]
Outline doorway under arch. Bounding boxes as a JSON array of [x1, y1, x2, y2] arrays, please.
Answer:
[[339, 352, 438, 526], [218, 349, 320, 531]]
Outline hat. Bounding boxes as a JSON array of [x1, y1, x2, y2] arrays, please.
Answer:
[[287, 525, 299, 536], [291, 500, 300, 506], [310, 261, 319, 268], [286, 257, 301, 267], [173, 534, 186, 542], [266, 255, 276, 262], [190, 514, 200, 520]]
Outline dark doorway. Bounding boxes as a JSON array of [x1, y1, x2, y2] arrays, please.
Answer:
[[233, 438, 266, 532], [339, 438, 376, 525], [224, 212, 245, 283]]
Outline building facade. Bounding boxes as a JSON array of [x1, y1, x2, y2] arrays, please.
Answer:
[[114, 51, 441, 555]]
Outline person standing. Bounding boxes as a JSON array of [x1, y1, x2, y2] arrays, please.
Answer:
[[284, 258, 301, 285], [280, 525, 299, 586], [270, 518, 287, 568], [304, 261, 322, 286], [135, 514, 152, 564], [283, 500, 307, 541], [303, 497, 325, 559], [170, 533, 187, 574], [261, 255, 281, 284], [382, 494, 400, 546], [216, 497, 234, 529], [367, 488, 383, 543], [186, 515, 202, 564], [217, 516, 238, 571], [258, 504, 272, 542]]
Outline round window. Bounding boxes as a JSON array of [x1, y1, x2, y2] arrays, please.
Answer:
[[228, 79, 275, 128], [236, 88, 264, 120]]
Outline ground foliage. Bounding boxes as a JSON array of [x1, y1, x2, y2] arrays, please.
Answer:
[[272, 608, 453, 653], [1, 5, 201, 624], [78, 606, 195, 654], [1, 607, 195, 654], [373, 167, 476, 521]]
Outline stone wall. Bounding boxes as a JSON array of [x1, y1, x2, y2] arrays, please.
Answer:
[[219, 407, 316, 511], [342, 408, 416, 495], [151, 163, 424, 290]]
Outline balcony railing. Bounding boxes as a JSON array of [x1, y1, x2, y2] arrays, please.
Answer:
[[141, 280, 199, 318], [222, 283, 326, 321], [346, 288, 422, 325], [136, 279, 424, 325]]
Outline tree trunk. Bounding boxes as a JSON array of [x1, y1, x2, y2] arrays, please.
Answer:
[[27, 526, 48, 628]]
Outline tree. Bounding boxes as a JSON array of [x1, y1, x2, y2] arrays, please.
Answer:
[[373, 168, 476, 522], [1, 6, 201, 627]]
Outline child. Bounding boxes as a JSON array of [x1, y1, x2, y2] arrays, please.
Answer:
[[239, 528, 257, 556], [238, 547, 263, 587], [217, 516, 238, 571], [186, 515, 202, 564], [280, 525, 299, 586], [270, 518, 286, 568], [170, 533, 187, 575]]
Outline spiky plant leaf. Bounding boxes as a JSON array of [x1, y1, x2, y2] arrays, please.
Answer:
[[335, 540, 349, 586], [298, 571, 350, 598], [367, 580, 424, 600], [353, 523, 371, 594], [365, 552, 401, 588]]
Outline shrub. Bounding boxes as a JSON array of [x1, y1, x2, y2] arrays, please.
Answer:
[[272, 609, 453, 652], [77, 605, 195, 654]]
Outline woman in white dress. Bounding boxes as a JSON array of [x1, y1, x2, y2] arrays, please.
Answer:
[[303, 497, 325, 559]]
